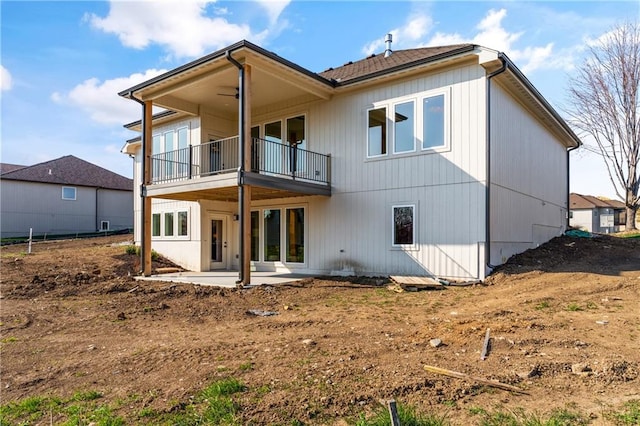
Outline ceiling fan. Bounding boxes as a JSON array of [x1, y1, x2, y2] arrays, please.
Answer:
[[217, 86, 239, 99]]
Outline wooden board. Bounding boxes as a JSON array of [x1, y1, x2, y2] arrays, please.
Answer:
[[390, 275, 443, 289]]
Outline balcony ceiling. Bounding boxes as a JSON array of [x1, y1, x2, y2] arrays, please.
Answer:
[[138, 49, 334, 117]]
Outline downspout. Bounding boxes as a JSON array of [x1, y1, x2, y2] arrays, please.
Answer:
[[485, 55, 507, 275], [225, 50, 246, 285], [128, 91, 148, 273], [566, 144, 580, 228]]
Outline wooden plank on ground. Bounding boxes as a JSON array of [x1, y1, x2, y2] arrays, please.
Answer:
[[390, 275, 443, 289], [424, 365, 528, 394]]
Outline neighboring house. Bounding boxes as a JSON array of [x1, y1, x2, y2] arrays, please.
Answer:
[[569, 193, 626, 233], [120, 39, 580, 282], [1, 155, 133, 238]]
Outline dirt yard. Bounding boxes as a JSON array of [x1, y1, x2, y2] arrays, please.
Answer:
[[1, 233, 639, 425]]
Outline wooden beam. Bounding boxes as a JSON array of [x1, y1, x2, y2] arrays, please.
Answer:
[[242, 64, 252, 285]]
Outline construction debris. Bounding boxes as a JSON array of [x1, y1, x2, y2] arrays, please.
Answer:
[[424, 365, 529, 394]]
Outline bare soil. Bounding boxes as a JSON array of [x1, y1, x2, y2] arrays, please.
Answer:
[[1, 234, 639, 424]]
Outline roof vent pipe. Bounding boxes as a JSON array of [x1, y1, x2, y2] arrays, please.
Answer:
[[384, 33, 393, 58]]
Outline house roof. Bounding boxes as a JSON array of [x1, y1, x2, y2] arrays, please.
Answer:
[[119, 39, 580, 149], [319, 44, 476, 84], [0, 163, 27, 174], [570, 193, 625, 210], [0, 155, 133, 191]]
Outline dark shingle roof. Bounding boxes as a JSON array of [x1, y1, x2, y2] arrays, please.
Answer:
[[0, 155, 132, 191], [0, 163, 27, 174], [570, 193, 625, 210], [319, 44, 476, 84]]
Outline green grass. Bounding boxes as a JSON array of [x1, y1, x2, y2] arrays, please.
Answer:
[[355, 402, 448, 426], [469, 406, 589, 425], [535, 301, 551, 310], [124, 245, 160, 261], [605, 400, 640, 425], [0, 378, 246, 426], [566, 302, 583, 312]]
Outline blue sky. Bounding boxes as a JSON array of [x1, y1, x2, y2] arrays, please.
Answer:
[[1, 1, 638, 200]]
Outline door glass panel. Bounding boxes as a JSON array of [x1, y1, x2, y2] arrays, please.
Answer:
[[286, 208, 304, 263], [177, 128, 188, 177], [251, 211, 259, 261], [264, 121, 282, 174], [251, 126, 260, 172], [263, 209, 281, 261], [211, 219, 223, 263], [286, 116, 306, 175]]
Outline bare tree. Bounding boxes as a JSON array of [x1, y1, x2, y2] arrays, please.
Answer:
[[568, 22, 639, 230]]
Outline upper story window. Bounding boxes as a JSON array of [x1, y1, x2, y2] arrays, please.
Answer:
[[62, 186, 76, 200], [394, 100, 416, 153], [367, 107, 387, 157], [367, 89, 449, 159]]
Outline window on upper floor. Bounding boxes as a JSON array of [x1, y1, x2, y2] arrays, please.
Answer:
[[62, 187, 76, 200], [368, 89, 449, 159], [367, 107, 387, 157]]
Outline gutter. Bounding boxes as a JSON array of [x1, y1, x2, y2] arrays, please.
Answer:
[[485, 56, 508, 275], [225, 49, 246, 285], [128, 91, 148, 274]]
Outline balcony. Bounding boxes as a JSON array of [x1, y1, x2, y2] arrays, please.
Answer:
[[147, 136, 331, 201]]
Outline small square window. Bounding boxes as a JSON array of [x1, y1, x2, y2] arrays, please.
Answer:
[[62, 187, 76, 200], [392, 205, 415, 246], [100, 221, 110, 231]]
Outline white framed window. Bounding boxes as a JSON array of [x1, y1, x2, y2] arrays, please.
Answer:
[[152, 213, 161, 237], [152, 209, 189, 239], [62, 186, 76, 200], [392, 204, 415, 247], [422, 93, 447, 150], [250, 205, 307, 264], [393, 100, 416, 154], [100, 221, 110, 231], [367, 88, 450, 159], [367, 106, 387, 157]]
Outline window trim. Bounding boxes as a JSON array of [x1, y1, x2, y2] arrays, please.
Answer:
[[366, 87, 451, 161], [62, 186, 76, 201], [391, 204, 417, 250], [100, 221, 110, 231], [392, 99, 417, 154], [151, 208, 190, 240], [366, 106, 388, 158]]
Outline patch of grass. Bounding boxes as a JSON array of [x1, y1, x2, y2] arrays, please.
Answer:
[[356, 401, 448, 426], [566, 302, 583, 312], [470, 406, 588, 425], [124, 245, 160, 261], [535, 301, 551, 310], [586, 301, 598, 310], [238, 362, 253, 371], [605, 400, 640, 425], [71, 390, 102, 401], [1, 336, 18, 344]]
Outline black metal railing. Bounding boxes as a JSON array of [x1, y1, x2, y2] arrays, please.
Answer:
[[150, 136, 331, 186]]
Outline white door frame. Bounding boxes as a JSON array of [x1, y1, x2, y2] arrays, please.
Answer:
[[209, 214, 229, 270]]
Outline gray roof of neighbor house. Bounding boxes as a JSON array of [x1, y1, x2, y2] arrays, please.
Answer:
[[0, 163, 27, 174], [570, 193, 625, 210], [0, 155, 133, 191]]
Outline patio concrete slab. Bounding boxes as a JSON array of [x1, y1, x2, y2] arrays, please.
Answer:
[[134, 271, 313, 288]]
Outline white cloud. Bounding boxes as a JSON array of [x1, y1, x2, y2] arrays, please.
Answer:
[[53, 69, 167, 125], [362, 12, 433, 55], [256, 0, 291, 25], [1, 65, 12, 91], [88, 0, 289, 59]]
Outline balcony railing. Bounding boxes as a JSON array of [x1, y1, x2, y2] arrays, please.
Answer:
[[150, 136, 331, 187]]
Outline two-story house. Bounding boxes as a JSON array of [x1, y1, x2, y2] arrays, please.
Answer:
[[120, 39, 580, 284]]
